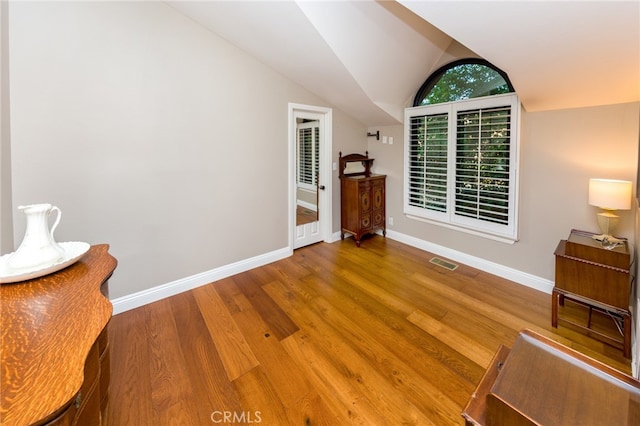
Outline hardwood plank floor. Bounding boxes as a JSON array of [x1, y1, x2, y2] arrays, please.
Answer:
[[108, 236, 631, 425]]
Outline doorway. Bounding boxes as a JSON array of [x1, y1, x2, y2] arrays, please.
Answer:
[[289, 103, 332, 249]]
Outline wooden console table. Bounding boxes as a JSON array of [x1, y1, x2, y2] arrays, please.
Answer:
[[1, 245, 116, 425], [462, 329, 640, 425], [552, 229, 633, 358]]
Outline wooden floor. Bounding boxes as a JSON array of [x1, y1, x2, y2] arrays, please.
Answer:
[[108, 236, 631, 425], [296, 205, 317, 226]]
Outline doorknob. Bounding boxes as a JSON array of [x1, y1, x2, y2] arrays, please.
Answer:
[[318, 185, 326, 190]]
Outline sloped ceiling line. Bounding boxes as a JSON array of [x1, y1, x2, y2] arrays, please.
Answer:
[[168, 1, 640, 125], [399, 0, 640, 112], [294, 0, 453, 122]]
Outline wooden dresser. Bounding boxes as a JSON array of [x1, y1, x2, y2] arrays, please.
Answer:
[[1, 245, 116, 425], [339, 152, 386, 247]]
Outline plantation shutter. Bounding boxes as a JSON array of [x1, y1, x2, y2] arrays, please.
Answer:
[[407, 112, 449, 213], [297, 121, 319, 189], [455, 106, 511, 225], [404, 93, 519, 242], [314, 126, 319, 185]]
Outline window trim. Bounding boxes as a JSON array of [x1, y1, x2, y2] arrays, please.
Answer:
[[413, 58, 515, 107], [404, 93, 520, 243]]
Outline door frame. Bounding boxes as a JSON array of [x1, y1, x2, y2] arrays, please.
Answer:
[[288, 103, 333, 250]]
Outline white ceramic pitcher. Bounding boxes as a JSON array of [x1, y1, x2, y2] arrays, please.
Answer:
[[7, 204, 65, 271]]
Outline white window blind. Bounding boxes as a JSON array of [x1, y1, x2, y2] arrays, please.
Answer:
[[407, 112, 449, 213], [455, 106, 511, 225], [404, 94, 519, 242], [297, 121, 319, 190]]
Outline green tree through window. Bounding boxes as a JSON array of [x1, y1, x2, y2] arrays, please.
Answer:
[[414, 59, 514, 106], [405, 59, 519, 242]]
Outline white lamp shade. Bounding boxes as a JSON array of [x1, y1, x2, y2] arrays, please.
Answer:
[[588, 178, 632, 210]]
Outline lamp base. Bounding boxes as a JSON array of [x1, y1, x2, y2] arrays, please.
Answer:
[[593, 210, 622, 249], [595, 211, 619, 235]]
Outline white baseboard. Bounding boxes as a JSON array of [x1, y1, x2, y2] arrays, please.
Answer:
[[110, 246, 292, 314], [112, 229, 553, 315], [296, 200, 318, 212], [334, 229, 553, 294], [377, 229, 553, 294]]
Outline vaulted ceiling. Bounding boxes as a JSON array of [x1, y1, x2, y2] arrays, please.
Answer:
[[168, 1, 640, 126]]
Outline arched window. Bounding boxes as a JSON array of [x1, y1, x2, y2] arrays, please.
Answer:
[[404, 59, 520, 242], [413, 59, 514, 107]]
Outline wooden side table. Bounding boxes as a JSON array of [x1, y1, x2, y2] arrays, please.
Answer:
[[552, 229, 633, 358], [462, 329, 640, 425]]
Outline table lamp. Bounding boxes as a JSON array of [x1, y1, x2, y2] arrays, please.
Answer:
[[588, 178, 632, 246]]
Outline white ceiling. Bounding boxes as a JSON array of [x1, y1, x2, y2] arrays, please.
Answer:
[[168, 0, 640, 126]]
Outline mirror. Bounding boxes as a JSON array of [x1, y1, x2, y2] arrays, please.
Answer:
[[343, 161, 366, 175], [296, 118, 319, 226]]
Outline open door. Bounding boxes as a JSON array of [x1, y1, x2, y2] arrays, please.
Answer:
[[289, 104, 332, 250]]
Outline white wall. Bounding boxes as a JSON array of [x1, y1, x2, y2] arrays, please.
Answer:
[[6, 1, 366, 299], [369, 102, 640, 284], [0, 0, 13, 254], [8, 0, 638, 318]]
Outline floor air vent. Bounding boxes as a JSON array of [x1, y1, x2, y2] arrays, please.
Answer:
[[429, 257, 459, 271]]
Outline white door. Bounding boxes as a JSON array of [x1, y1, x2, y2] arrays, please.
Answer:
[[295, 119, 322, 248], [289, 104, 332, 250]]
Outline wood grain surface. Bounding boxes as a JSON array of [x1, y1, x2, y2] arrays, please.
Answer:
[[107, 237, 630, 425], [1, 245, 116, 425]]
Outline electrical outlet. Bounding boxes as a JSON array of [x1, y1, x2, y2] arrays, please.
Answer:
[[389, 136, 394, 145], [388, 217, 394, 226]]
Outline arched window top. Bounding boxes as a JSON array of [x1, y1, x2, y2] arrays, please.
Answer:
[[413, 59, 514, 107]]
